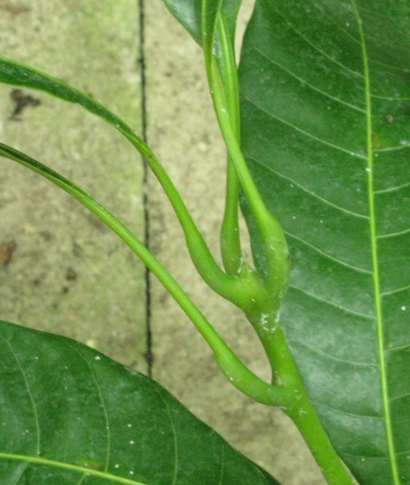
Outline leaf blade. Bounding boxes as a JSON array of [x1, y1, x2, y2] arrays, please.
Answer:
[[0, 321, 280, 485], [239, 1, 410, 483]]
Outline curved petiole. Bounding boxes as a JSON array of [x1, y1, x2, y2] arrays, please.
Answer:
[[122, 133, 258, 307], [202, 10, 290, 308], [0, 57, 250, 307], [0, 142, 284, 407], [215, 14, 243, 276]]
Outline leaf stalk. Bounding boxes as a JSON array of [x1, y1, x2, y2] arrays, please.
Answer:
[[201, 6, 354, 483], [0, 142, 278, 406]]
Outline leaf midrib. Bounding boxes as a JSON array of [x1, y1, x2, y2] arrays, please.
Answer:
[[351, 1, 400, 483], [0, 453, 149, 485]]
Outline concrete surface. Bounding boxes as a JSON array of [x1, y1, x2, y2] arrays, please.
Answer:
[[0, 0, 147, 368], [0, 1, 326, 483]]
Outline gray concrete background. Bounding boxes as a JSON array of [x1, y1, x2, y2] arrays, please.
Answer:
[[0, 0, 147, 368], [0, 1, 325, 483]]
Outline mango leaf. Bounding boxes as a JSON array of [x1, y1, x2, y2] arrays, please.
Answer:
[[0, 57, 137, 143], [239, 1, 410, 484], [160, 0, 242, 45], [0, 321, 279, 485]]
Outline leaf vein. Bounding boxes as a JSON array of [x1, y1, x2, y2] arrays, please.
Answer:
[[375, 145, 410, 153], [396, 450, 410, 457], [289, 284, 374, 319], [0, 453, 145, 484], [351, 1, 400, 480], [10, 462, 28, 485], [377, 228, 410, 239], [375, 181, 410, 194], [269, 4, 364, 78], [371, 93, 410, 101], [312, 400, 383, 420], [243, 96, 366, 158], [310, 0, 361, 45], [342, 452, 389, 461], [284, 231, 372, 274], [252, 46, 365, 112], [247, 155, 368, 219], [288, 337, 378, 367], [386, 343, 410, 353], [389, 392, 410, 403], [381, 284, 410, 297], [372, 59, 410, 74]]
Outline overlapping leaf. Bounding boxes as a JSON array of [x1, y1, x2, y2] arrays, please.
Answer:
[[160, 0, 242, 45], [239, 1, 410, 484], [0, 321, 279, 484]]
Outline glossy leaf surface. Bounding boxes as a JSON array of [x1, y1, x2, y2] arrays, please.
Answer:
[[160, 0, 242, 45], [0, 321, 279, 485], [239, 1, 410, 484]]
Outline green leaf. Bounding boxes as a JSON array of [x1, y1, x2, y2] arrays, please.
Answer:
[[160, 0, 242, 45], [0, 321, 279, 485], [239, 1, 410, 484], [0, 58, 133, 135], [0, 57, 151, 157]]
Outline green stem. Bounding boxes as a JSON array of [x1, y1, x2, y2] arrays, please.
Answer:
[[208, 56, 289, 297], [221, 160, 242, 274], [202, 9, 289, 305], [215, 15, 240, 134], [123, 135, 252, 305], [215, 14, 243, 275], [287, 400, 354, 485], [247, 310, 353, 484], [0, 142, 278, 405], [0, 57, 245, 306], [201, 8, 351, 482]]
